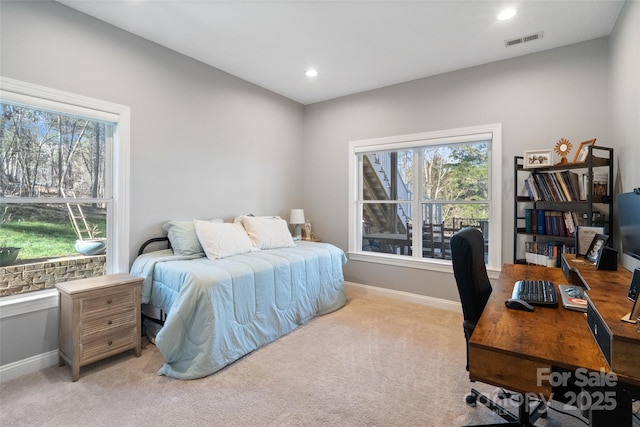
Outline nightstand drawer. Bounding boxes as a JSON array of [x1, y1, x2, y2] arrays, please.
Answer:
[[80, 288, 136, 317], [81, 309, 137, 338], [80, 328, 138, 363]]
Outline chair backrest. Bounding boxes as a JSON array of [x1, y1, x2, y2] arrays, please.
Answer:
[[450, 227, 492, 329]]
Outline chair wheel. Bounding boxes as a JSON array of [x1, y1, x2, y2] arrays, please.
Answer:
[[465, 393, 477, 407]]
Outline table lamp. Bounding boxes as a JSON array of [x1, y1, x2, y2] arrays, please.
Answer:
[[289, 209, 305, 240]]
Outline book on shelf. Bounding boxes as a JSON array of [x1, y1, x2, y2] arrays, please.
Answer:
[[573, 211, 585, 229], [552, 172, 570, 201], [523, 209, 580, 237], [576, 172, 609, 200], [592, 170, 609, 196], [532, 173, 552, 201], [578, 173, 587, 200], [524, 240, 575, 267], [524, 241, 549, 267], [524, 171, 582, 202], [524, 170, 610, 201], [524, 178, 540, 201], [537, 209, 545, 234], [557, 170, 580, 201], [562, 211, 576, 236], [548, 211, 566, 236]]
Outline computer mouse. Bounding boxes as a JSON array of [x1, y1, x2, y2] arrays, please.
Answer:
[[505, 298, 535, 312]]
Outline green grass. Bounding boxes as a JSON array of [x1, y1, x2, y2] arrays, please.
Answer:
[[1, 220, 106, 261], [1, 203, 106, 261], [1, 221, 77, 259]]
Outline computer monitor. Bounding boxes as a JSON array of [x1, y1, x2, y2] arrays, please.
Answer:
[[616, 189, 640, 261]]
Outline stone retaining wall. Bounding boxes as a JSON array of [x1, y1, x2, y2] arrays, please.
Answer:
[[0, 255, 106, 297]]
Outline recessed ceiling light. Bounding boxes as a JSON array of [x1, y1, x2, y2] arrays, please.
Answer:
[[305, 69, 318, 78], [497, 9, 517, 21]]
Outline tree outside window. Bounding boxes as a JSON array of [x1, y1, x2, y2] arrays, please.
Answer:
[[1, 103, 110, 269]]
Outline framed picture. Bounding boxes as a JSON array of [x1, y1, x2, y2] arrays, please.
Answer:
[[585, 233, 609, 263], [572, 138, 596, 163], [575, 225, 605, 257], [523, 149, 553, 168]]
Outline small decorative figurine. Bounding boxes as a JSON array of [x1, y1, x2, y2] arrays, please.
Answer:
[[554, 138, 572, 165], [303, 219, 312, 240]]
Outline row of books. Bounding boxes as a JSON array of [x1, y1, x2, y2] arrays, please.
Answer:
[[524, 240, 576, 267], [524, 209, 585, 237], [523, 170, 609, 202]]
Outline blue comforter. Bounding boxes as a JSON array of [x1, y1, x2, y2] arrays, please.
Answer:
[[130, 241, 347, 379]]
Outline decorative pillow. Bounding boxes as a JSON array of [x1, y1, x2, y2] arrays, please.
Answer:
[[237, 215, 296, 250], [194, 220, 254, 259], [162, 218, 223, 256]]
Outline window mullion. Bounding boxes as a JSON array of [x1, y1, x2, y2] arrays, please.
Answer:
[[412, 150, 423, 258]]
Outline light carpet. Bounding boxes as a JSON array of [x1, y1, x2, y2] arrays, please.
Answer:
[[0, 290, 609, 426]]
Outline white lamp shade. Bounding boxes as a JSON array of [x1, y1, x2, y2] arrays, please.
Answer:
[[289, 209, 305, 224]]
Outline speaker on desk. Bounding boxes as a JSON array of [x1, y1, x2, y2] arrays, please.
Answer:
[[596, 246, 618, 271]]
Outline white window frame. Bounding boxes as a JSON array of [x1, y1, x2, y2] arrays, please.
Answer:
[[348, 123, 502, 273], [0, 76, 131, 274]]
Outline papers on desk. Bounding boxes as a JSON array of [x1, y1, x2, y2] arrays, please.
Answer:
[[558, 284, 587, 312]]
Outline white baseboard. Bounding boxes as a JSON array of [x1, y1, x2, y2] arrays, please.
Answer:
[[344, 281, 462, 313], [0, 349, 59, 383], [0, 289, 60, 382]]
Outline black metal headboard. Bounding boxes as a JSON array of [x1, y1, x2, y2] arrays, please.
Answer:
[[137, 237, 171, 256]]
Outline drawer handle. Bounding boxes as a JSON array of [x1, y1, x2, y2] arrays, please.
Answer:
[[107, 320, 113, 325], [108, 340, 113, 346], [107, 299, 113, 304]]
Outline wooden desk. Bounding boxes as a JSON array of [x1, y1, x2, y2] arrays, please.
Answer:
[[563, 254, 640, 384], [469, 261, 639, 425]]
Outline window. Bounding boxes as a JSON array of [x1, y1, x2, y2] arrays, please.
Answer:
[[348, 124, 502, 272], [0, 77, 130, 297]]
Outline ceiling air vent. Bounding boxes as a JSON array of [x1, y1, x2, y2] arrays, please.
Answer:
[[505, 31, 544, 47]]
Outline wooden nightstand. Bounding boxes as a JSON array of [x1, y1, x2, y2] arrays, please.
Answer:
[[55, 273, 143, 381]]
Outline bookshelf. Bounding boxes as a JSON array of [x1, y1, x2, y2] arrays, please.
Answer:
[[513, 145, 613, 266]]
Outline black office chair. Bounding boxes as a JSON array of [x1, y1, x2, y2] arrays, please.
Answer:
[[450, 227, 546, 427]]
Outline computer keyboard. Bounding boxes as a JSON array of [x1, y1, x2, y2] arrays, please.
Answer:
[[512, 280, 558, 306]]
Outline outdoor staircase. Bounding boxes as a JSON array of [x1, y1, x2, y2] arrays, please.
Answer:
[[362, 154, 410, 233]]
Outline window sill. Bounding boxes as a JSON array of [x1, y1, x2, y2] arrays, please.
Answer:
[[0, 289, 58, 319], [347, 251, 501, 280]]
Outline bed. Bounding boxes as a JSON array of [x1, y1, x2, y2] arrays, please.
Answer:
[[130, 216, 347, 380]]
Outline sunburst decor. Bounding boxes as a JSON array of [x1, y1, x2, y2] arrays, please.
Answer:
[[554, 138, 572, 165]]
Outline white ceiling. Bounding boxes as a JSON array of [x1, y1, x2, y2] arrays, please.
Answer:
[[58, 0, 624, 105]]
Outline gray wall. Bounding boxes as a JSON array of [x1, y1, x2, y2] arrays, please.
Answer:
[[609, 0, 640, 272], [0, 302, 58, 366], [303, 38, 612, 301]]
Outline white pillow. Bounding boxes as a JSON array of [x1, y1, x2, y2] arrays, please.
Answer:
[[162, 218, 224, 256], [238, 215, 295, 249], [194, 220, 254, 259]]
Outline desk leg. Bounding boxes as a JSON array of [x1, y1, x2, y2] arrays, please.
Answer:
[[587, 385, 632, 427]]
